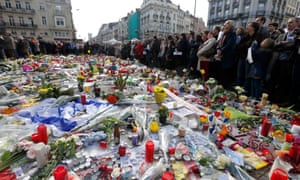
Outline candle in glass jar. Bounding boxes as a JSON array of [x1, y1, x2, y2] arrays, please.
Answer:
[[53, 165, 68, 180], [260, 119, 272, 137], [37, 124, 48, 144], [145, 140, 154, 163]]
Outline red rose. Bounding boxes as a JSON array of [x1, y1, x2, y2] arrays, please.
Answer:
[[107, 94, 118, 104]]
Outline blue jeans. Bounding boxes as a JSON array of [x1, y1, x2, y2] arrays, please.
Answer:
[[0, 49, 6, 59], [236, 58, 245, 86], [250, 78, 263, 100]]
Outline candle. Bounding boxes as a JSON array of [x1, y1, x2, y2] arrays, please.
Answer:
[[53, 165, 68, 180], [145, 140, 154, 163], [99, 141, 107, 149], [285, 133, 294, 143], [260, 119, 272, 137], [31, 133, 40, 143], [118, 145, 126, 157], [80, 94, 86, 105], [37, 124, 48, 144], [270, 168, 288, 180]]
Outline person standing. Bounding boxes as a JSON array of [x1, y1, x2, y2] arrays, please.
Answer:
[[176, 33, 189, 73], [255, 16, 269, 40], [290, 17, 300, 109], [188, 33, 201, 78], [236, 22, 261, 88], [268, 22, 280, 41], [272, 17, 298, 105], [0, 32, 6, 60], [4, 33, 17, 59], [248, 38, 274, 99], [215, 20, 237, 89], [150, 36, 160, 68], [196, 31, 216, 80]]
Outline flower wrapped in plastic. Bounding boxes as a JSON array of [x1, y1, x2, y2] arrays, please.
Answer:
[[153, 86, 167, 103]]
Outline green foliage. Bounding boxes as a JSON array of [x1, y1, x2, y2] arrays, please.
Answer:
[[0, 150, 27, 171], [32, 138, 77, 180]]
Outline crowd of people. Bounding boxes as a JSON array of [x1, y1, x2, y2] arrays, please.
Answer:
[[0, 16, 299, 109], [128, 16, 300, 110], [0, 33, 94, 59]]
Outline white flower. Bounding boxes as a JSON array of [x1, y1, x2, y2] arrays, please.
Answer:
[[214, 154, 231, 169], [15, 140, 34, 151], [26, 148, 36, 159]]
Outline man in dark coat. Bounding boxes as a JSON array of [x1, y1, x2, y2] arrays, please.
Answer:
[[216, 20, 237, 89]]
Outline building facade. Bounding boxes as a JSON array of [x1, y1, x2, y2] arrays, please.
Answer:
[[207, 0, 300, 30], [140, 0, 205, 40], [0, 0, 75, 42], [96, 0, 205, 43]]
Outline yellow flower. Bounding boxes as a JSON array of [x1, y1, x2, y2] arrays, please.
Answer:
[[224, 111, 231, 119], [38, 88, 48, 94], [200, 69, 206, 75], [199, 115, 208, 123]]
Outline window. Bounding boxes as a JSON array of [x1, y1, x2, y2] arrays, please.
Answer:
[[55, 31, 68, 37], [233, 7, 238, 14], [16, 1, 21, 9], [40, 3, 45, 10], [55, 16, 65, 26], [25, 2, 31, 10], [55, 5, 62, 13], [42, 16, 47, 25], [28, 17, 33, 26], [9, 16, 14, 26], [244, 4, 250, 11], [258, 2, 265, 10], [225, 9, 229, 16], [217, 1, 223, 7], [19, 17, 24, 25], [5, 0, 11, 8]]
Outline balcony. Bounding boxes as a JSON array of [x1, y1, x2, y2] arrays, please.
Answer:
[[231, 13, 239, 19], [256, 10, 266, 16], [241, 12, 250, 17], [55, 10, 65, 16], [0, 22, 37, 29], [0, 7, 35, 14]]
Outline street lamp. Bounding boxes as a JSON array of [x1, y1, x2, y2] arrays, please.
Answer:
[[194, 0, 197, 17]]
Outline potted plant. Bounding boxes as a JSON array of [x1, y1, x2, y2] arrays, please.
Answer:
[[158, 105, 169, 125]]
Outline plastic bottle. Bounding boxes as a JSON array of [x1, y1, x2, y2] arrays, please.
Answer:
[[113, 122, 120, 145]]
